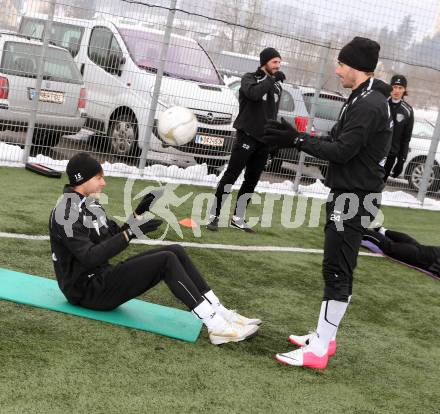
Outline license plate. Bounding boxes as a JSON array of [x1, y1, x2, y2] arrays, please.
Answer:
[[194, 135, 224, 147], [29, 89, 64, 104]]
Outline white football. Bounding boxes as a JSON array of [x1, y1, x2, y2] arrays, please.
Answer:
[[157, 106, 198, 146]]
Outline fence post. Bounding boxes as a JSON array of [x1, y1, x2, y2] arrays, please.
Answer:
[[138, 0, 177, 173], [417, 112, 440, 204], [21, 0, 56, 164], [292, 42, 331, 193]]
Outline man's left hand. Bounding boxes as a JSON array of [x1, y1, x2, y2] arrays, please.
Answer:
[[134, 188, 164, 216], [391, 158, 405, 178], [428, 259, 440, 276], [273, 71, 286, 83], [262, 117, 300, 148]]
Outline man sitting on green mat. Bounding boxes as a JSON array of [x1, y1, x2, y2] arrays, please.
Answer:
[[49, 152, 261, 345]]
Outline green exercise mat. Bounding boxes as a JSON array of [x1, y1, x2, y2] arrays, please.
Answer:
[[0, 268, 203, 343]]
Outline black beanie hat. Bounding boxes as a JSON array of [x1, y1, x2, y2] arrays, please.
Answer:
[[390, 74, 407, 88], [338, 37, 380, 72], [260, 47, 281, 66], [66, 152, 103, 186]]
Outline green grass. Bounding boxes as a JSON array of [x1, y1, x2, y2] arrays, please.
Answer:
[[1, 166, 440, 247], [0, 166, 439, 413]]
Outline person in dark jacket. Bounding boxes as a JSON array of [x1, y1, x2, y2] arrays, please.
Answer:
[[363, 226, 440, 276], [263, 37, 393, 369], [207, 47, 285, 233], [49, 153, 260, 345], [384, 74, 414, 181]]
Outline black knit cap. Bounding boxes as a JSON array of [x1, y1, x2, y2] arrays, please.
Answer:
[[260, 47, 281, 66], [390, 74, 407, 88], [338, 37, 380, 72], [66, 152, 103, 186]]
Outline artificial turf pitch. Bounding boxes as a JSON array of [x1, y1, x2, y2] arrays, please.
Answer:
[[0, 167, 439, 413]]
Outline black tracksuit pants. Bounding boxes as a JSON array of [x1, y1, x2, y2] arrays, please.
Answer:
[[79, 244, 210, 311], [383, 153, 398, 181], [211, 130, 269, 218], [322, 192, 378, 302], [363, 229, 440, 271]]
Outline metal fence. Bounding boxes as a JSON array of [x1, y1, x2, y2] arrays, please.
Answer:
[[0, 0, 439, 209]]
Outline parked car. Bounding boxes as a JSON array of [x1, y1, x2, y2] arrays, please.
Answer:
[[19, 16, 239, 171], [0, 31, 86, 148], [397, 118, 440, 192], [299, 87, 346, 135]]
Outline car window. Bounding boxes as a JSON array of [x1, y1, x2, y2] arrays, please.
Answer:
[[279, 89, 295, 112], [19, 17, 84, 57], [303, 93, 345, 121], [88, 27, 123, 73], [0, 41, 82, 84], [107, 35, 123, 71], [118, 27, 223, 85]]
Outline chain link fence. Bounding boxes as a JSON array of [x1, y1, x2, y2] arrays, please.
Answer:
[[0, 0, 439, 208]]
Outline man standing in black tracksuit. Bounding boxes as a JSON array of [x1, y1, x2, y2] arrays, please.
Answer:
[[263, 37, 393, 369], [49, 153, 260, 345], [384, 75, 414, 181], [206, 47, 285, 233], [363, 226, 440, 276]]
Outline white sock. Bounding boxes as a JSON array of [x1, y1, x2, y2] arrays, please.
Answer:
[[203, 290, 232, 319], [192, 299, 226, 331], [378, 226, 387, 236], [310, 300, 348, 357], [331, 295, 351, 341]]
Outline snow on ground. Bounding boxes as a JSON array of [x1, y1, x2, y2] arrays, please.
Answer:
[[1, 141, 440, 211]]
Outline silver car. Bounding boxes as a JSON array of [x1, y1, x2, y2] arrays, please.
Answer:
[[0, 31, 86, 149], [397, 118, 440, 192]]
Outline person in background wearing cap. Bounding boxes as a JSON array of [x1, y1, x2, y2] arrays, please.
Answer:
[[49, 152, 261, 345], [263, 37, 393, 369], [206, 47, 285, 233], [384, 75, 414, 181]]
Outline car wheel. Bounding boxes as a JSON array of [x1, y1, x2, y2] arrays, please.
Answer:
[[207, 164, 221, 176], [108, 114, 139, 156], [318, 163, 328, 179], [407, 159, 440, 192], [32, 129, 62, 149], [266, 157, 283, 173]]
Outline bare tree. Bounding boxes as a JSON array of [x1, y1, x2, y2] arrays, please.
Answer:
[[215, 0, 264, 54]]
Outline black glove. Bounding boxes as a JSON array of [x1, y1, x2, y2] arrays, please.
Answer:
[[273, 71, 286, 83], [391, 158, 405, 178], [428, 259, 440, 276], [134, 188, 164, 216], [121, 215, 163, 240], [262, 117, 301, 148]]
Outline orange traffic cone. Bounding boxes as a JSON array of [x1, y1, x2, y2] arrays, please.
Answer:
[[179, 218, 198, 228]]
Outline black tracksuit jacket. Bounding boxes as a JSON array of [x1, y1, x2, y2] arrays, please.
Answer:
[[233, 68, 282, 142], [49, 186, 128, 304], [299, 77, 393, 193], [388, 98, 414, 161]]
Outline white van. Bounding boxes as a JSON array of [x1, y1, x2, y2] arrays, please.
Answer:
[[19, 16, 239, 170]]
